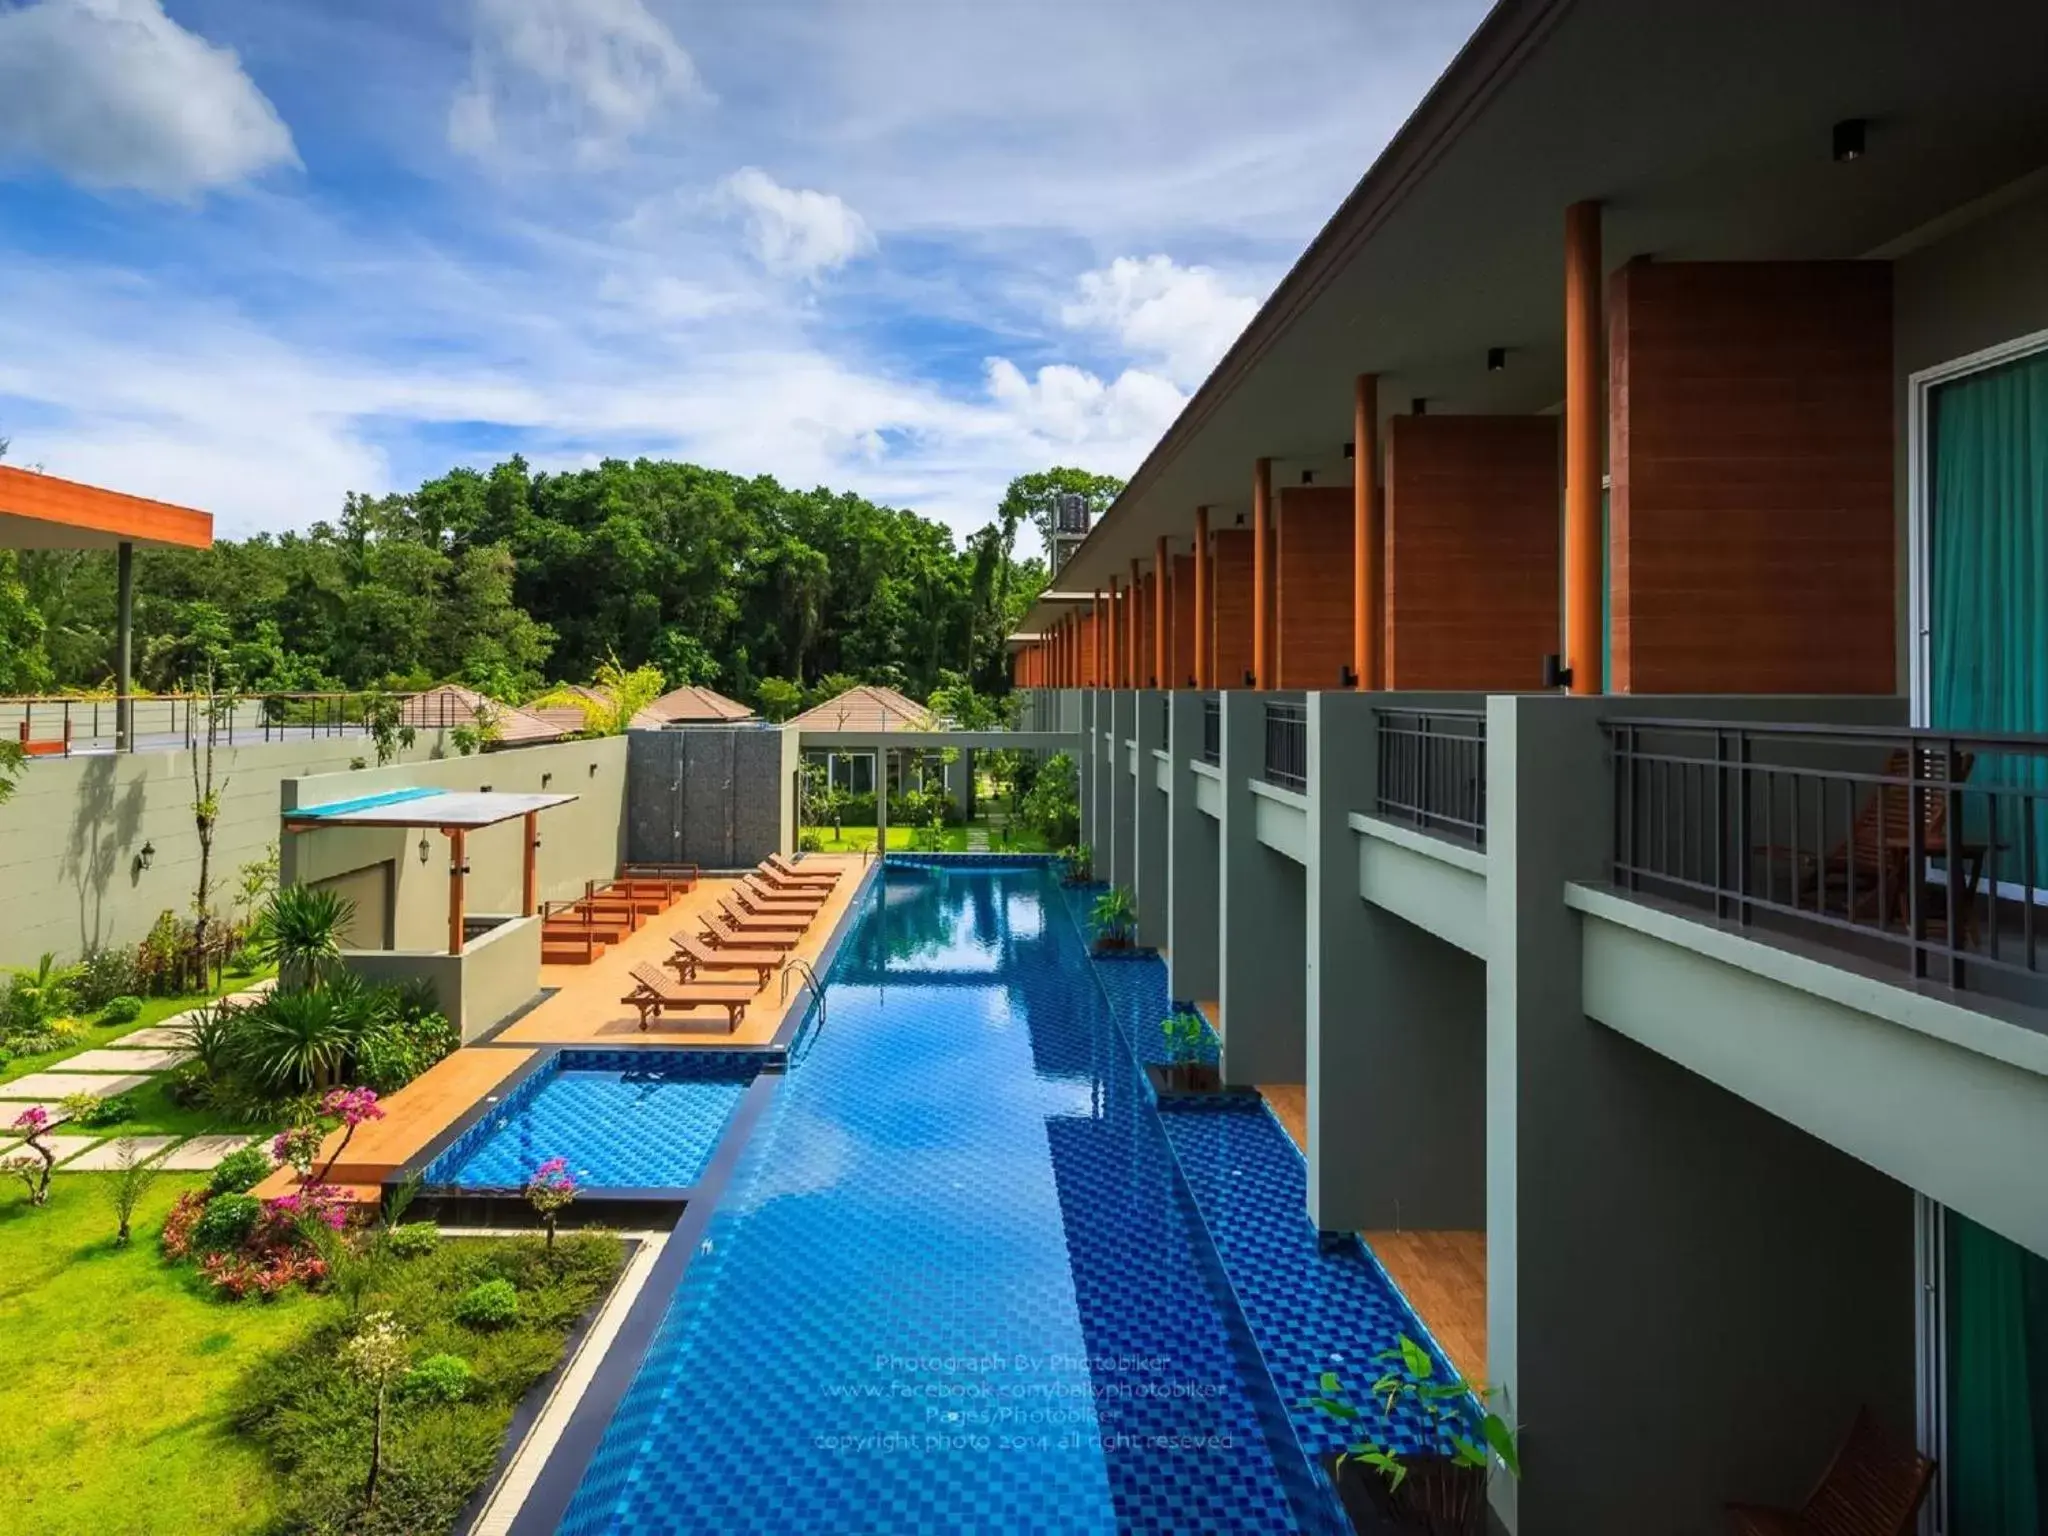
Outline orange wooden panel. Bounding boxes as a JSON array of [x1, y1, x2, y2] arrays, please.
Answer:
[[1276, 486, 1355, 689], [0, 464, 213, 550], [1608, 260, 1894, 694], [1211, 527, 1256, 688], [1384, 415, 1560, 691], [1170, 554, 1196, 688]]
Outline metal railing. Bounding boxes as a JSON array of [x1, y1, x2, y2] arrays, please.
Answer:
[[1200, 695, 1221, 766], [2, 689, 472, 757], [1263, 701, 1308, 793], [1608, 719, 2048, 990], [1375, 708, 1487, 847]]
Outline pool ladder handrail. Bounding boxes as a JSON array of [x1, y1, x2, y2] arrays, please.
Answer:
[[781, 955, 826, 1042]]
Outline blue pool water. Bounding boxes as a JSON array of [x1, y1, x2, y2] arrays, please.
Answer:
[[560, 860, 1339, 1535], [423, 1050, 762, 1191]]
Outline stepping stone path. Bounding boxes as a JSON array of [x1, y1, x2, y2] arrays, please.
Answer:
[[155, 1134, 259, 1171], [0, 1133, 99, 1165], [65, 1136, 179, 1171], [1, 1071, 153, 1101], [966, 826, 991, 851], [114, 1024, 197, 1048], [53, 1047, 190, 1074]]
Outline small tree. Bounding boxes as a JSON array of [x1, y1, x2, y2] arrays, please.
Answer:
[[363, 692, 417, 766], [189, 666, 233, 983], [524, 1156, 578, 1250], [341, 1312, 411, 1507], [107, 1138, 163, 1245], [4, 1106, 59, 1206], [315, 1086, 384, 1185]]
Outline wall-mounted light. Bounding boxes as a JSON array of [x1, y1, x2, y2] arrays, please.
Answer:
[[1339, 664, 1358, 688], [479, 784, 492, 793], [1487, 347, 1507, 372], [418, 832, 433, 866], [1832, 118, 1866, 163], [1299, 469, 1314, 485], [589, 763, 600, 777], [1411, 396, 1428, 416], [134, 840, 156, 873], [1234, 512, 1245, 526], [1542, 653, 1574, 690], [541, 771, 553, 788], [1243, 669, 1255, 687], [1342, 441, 1355, 459]]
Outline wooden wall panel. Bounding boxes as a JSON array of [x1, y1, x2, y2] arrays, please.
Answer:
[[1079, 614, 1098, 687], [1170, 554, 1196, 688], [1276, 486, 1355, 689], [1608, 260, 1894, 694], [1384, 416, 1561, 691], [1210, 527, 1256, 689]]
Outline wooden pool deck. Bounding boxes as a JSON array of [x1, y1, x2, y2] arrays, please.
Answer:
[[257, 855, 868, 1199]]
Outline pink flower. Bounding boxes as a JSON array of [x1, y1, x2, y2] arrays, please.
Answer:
[[320, 1086, 384, 1129], [11, 1106, 49, 1135]]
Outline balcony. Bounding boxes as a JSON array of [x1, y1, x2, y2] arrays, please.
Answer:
[[1606, 719, 2048, 1000], [1374, 707, 1487, 849], [1200, 695, 1221, 766], [1262, 700, 1307, 793]]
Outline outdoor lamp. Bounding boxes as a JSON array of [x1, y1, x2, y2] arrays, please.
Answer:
[[134, 840, 155, 872], [418, 832, 433, 865]]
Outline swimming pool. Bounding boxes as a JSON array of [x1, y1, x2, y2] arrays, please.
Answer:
[[547, 860, 1345, 1535], [421, 1049, 769, 1191]]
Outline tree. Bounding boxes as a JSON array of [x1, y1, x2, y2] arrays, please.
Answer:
[[189, 668, 232, 980], [341, 1312, 411, 1507], [107, 1139, 163, 1245], [754, 676, 804, 722]]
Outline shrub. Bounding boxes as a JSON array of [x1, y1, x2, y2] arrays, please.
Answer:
[[353, 1010, 458, 1095], [454, 1278, 520, 1329], [797, 828, 824, 852], [193, 1192, 264, 1254], [74, 946, 144, 1010], [208, 1143, 274, 1197], [399, 1353, 474, 1404], [385, 1221, 440, 1259], [255, 885, 355, 991], [226, 945, 264, 976], [96, 994, 144, 1026], [160, 1189, 210, 1259], [58, 1090, 132, 1129]]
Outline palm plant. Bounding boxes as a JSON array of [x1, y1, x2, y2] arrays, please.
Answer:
[[1090, 885, 1137, 948], [257, 885, 355, 992], [230, 988, 359, 1094]]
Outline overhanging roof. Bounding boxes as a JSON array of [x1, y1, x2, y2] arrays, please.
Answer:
[[284, 786, 578, 831], [0, 465, 213, 551], [1026, 0, 2048, 631]]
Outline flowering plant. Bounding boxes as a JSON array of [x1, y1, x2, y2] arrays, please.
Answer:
[[7, 1105, 58, 1206], [343, 1311, 412, 1505], [266, 1180, 351, 1233], [524, 1156, 579, 1251], [200, 1247, 328, 1301], [160, 1190, 210, 1259], [272, 1123, 325, 1178]]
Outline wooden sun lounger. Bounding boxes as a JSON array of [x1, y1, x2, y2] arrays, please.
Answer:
[[719, 896, 808, 933], [702, 911, 798, 952], [623, 861, 699, 893], [622, 961, 757, 1033], [767, 853, 837, 885], [738, 876, 825, 908], [667, 932, 777, 986]]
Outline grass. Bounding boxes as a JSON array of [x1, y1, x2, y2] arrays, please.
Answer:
[[0, 968, 275, 1089], [803, 824, 969, 852], [0, 1173, 317, 1535]]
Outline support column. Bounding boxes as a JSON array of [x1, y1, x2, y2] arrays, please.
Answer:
[[521, 811, 539, 916], [1153, 537, 1170, 690], [1352, 376, 1380, 691], [1166, 690, 1220, 1005], [1218, 690, 1305, 1085], [1107, 690, 1137, 894], [1564, 200, 1603, 695], [1252, 458, 1273, 689], [446, 827, 467, 955], [1076, 693, 1095, 849], [877, 748, 890, 854], [1131, 689, 1167, 949], [1192, 508, 1212, 689], [1095, 591, 1107, 686], [114, 539, 134, 751], [1128, 558, 1143, 689]]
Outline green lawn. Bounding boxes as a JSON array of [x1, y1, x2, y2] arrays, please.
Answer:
[[0, 1174, 317, 1535], [0, 970, 274, 1090], [804, 824, 969, 853]]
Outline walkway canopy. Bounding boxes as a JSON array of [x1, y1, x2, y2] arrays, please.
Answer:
[[283, 787, 578, 954], [0, 466, 213, 748]]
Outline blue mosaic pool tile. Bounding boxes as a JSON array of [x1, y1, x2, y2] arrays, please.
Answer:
[[420, 1050, 763, 1190], [560, 862, 1317, 1536]]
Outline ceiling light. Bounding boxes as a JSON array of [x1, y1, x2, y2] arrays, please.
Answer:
[[1411, 397, 1428, 416], [1300, 470, 1314, 485], [1342, 441, 1355, 459], [1487, 347, 1506, 372], [1832, 118, 1866, 162]]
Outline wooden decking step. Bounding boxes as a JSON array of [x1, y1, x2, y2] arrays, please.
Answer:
[[542, 941, 607, 964]]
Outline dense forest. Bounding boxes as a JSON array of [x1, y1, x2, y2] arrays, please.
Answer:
[[0, 456, 1124, 715]]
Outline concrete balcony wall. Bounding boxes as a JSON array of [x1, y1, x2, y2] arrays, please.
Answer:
[[1166, 690, 1221, 1006], [343, 911, 542, 1043], [1131, 690, 1170, 950], [1218, 691, 1306, 1085]]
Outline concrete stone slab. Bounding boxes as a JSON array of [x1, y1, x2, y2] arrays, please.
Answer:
[[0, 1133, 99, 1165], [62, 1136, 178, 1171], [153, 1134, 258, 1171], [0, 1103, 72, 1130], [108, 1025, 193, 1048], [51, 1047, 188, 1073], [0, 1071, 153, 1100]]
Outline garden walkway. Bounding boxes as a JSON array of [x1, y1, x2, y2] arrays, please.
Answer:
[[0, 979, 274, 1173]]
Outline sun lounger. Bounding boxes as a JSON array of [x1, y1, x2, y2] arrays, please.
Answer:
[[737, 876, 825, 909], [767, 853, 837, 886], [623, 861, 699, 893], [719, 896, 807, 933], [702, 911, 798, 951], [622, 961, 757, 1033], [667, 932, 777, 986]]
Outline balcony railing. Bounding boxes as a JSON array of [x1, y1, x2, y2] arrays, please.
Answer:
[[1200, 695, 1221, 766], [1264, 701, 1308, 793], [1375, 708, 1487, 847], [1607, 719, 2048, 990], [2, 690, 472, 757]]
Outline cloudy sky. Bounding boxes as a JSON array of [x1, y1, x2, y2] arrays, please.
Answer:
[[0, 0, 1487, 546]]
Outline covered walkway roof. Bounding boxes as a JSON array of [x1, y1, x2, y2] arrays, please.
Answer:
[[0, 465, 213, 551]]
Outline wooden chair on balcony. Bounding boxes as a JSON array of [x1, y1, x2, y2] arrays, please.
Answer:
[[1764, 746, 1983, 943], [1726, 1408, 1933, 1536]]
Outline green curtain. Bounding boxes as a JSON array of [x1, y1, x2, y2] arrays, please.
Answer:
[[1946, 1213, 2048, 1533], [1928, 351, 2048, 884]]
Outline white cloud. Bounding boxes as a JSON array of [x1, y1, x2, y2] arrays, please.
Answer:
[[450, 0, 703, 162], [0, 0, 296, 198], [983, 359, 1185, 454], [717, 167, 875, 279], [1060, 255, 1260, 389]]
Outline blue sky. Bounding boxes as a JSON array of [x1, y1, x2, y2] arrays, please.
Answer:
[[0, 0, 1486, 546]]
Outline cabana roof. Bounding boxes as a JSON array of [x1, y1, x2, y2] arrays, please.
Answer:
[[283, 786, 577, 831], [0, 465, 213, 551]]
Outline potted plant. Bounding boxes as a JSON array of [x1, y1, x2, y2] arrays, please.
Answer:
[[1057, 843, 1094, 885], [1305, 1335, 1520, 1535], [1089, 886, 1136, 952], [1145, 1008, 1244, 1099]]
